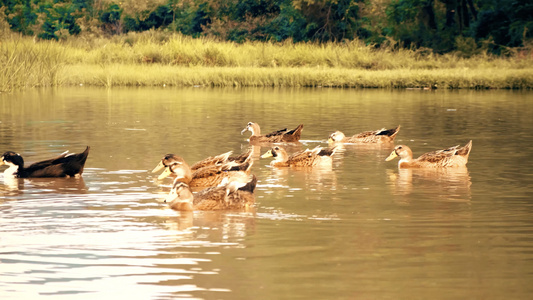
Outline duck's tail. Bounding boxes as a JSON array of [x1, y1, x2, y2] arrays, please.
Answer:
[[289, 124, 304, 139], [457, 140, 472, 159], [76, 146, 90, 175], [377, 125, 401, 140], [237, 174, 258, 194]]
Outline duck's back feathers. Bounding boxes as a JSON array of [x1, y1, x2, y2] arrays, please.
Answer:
[[417, 140, 472, 167], [348, 125, 401, 143], [189, 151, 233, 171], [190, 158, 253, 188], [265, 124, 304, 140]]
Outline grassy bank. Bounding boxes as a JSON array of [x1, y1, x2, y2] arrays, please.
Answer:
[[1, 32, 532, 92]]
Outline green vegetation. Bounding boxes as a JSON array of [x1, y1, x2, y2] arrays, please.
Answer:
[[1, 0, 531, 54]]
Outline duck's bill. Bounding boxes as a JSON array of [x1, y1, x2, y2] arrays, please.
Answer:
[[260, 150, 273, 158], [327, 138, 334, 143], [157, 167, 173, 180], [385, 151, 398, 161], [240, 127, 248, 135], [152, 161, 165, 173], [0, 161, 4, 167]]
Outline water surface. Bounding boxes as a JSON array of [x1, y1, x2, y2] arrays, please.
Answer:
[[1, 87, 533, 299]]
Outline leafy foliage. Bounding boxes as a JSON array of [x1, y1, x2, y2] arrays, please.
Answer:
[[0, 0, 530, 54]]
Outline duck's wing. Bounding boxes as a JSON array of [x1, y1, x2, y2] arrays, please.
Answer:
[[26, 151, 70, 170], [222, 156, 253, 173], [229, 148, 253, 163], [190, 151, 232, 170], [417, 145, 461, 163], [318, 146, 337, 157], [376, 125, 401, 137], [286, 149, 317, 166], [285, 124, 304, 138], [264, 128, 290, 137], [24, 147, 90, 177]]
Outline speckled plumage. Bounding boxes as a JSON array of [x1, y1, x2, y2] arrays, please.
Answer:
[[329, 126, 401, 144], [386, 140, 472, 168], [241, 122, 303, 144], [165, 175, 257, 211], [261, 146, 336, 168]]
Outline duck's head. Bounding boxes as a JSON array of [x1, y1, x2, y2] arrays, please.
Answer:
[[156, 160, 192, 181], [1, 151, 24, 168], [152, 154, 183, 173], [241, 122, 259, 136], [328, 131, 345, 143], [385, 145, 413, 162], [261, 146, 288, 161], [165, 181, 194, 211]]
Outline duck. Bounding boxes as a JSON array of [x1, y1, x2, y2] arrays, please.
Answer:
[[157, 154, 254, 188], [328, 125, 401, 144], [241, 122, 304, 144], [152, 148, 254, 177], [261, 145, 336, 167], [165, 174, 258, 211], [0, 146, 90, 178], [385, 140, 472, 168]]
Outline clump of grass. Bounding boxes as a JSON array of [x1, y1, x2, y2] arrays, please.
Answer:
[[0, 37, 66, 92]]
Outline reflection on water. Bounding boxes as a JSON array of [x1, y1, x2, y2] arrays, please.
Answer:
[[1, 176, 87, 196], [1, 88, 533, 299], [387, 167, 472, 202]]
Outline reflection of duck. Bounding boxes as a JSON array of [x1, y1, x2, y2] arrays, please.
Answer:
[[241, 122, 303, 144], [388, 167, 472, 201], [328, 126, 401, 144], [165, 175, 257, 211], [261, 146, 336, 167], [0, 146, 90, 178], [386, 141, 472, 168]]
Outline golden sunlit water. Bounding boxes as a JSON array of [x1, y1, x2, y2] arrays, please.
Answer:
[[1, 87, 533, 299]]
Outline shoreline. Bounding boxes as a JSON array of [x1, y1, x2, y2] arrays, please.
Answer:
[[62, 64, 533, 89]]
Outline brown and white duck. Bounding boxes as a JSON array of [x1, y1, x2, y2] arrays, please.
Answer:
[[241, 122, 303, 144], [261, 145, 336, 168], [385, 140, 472, 168], [165, 174, 257, 211], [328, 125, 401, 144]]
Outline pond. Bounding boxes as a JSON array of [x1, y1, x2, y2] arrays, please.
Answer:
[[1, 87, 532, 299]]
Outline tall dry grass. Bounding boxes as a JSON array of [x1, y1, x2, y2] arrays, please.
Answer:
[[0, 38, 65, 92], [1, 31, 532, 90]]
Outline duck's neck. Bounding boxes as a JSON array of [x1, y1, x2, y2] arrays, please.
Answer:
[[398, 151, 414, 168], [174, 168, 192, 183], [250, 124, 260, 136], [169, 199, 194, 211], [3, 163, 20, 178], [271, 152, 289, 165]]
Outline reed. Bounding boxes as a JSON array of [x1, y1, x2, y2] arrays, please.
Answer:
[[2, 32, 532, 90], [0, 37, 66, 92]]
